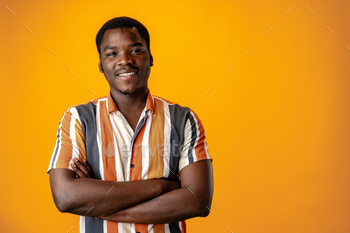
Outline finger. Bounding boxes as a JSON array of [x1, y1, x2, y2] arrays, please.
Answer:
[[82, 159, 93, 175], [74, 158, 90, 177], [72, 163, 88, 178]]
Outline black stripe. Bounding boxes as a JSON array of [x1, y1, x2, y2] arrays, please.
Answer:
[[169, 222, 181, 233], [84, 217, 103, 233], [76, 103, 102, 180], [76, 103, 104, 233], [187, 113, 197, 164], [168, 104, 189, 179]]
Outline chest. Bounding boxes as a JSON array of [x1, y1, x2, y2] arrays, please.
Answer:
[[87, 110, 180, 182]]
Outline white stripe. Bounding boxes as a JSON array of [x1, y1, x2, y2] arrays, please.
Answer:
[[110, 113, 125, 181], [148, 224, 154, 233], [70, 107, 82, 125], [103, 220, 107, 233], [190, 112, 200, 162], [118, 222, 123, 233], [141, 111, 152, 179], [178, 120, 191, 172], [131, 223, 136, 233], [69, 112, 79, 170], [113, 111, 134, 182], [165, 223, 170, 233], [96, 100, 104, 180], [163, 103, 171, 177], [121, 222, 133, 232], [203, 134, 210, 159], [80, 216, 85, 233]]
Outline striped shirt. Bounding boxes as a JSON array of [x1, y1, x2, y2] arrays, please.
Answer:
[[48, 90, 210, 233]]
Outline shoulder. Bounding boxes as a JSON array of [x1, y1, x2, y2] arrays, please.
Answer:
[[152, 95, 205, 134], [62, 95, 108, 123], [152, 95, 202, 121], [153, 95, 192, 116]]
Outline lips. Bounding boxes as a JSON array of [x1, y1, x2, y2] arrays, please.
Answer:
[[115, 67, 139, 77], [117, 71, 137, 77]]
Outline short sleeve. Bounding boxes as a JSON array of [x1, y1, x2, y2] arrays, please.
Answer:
[[178, 110, 211, 173], [47, 107, 86, 175]]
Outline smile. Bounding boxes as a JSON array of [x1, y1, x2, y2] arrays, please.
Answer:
[[117, 71, 137, 77]]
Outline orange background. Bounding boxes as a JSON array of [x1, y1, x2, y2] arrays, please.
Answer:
[[1, 0, 350, 232]]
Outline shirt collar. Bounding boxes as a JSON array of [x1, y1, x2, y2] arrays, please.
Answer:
[[106, 89, 155, 114]]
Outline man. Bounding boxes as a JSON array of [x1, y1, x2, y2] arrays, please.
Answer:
[[48, 16, 213, 233]]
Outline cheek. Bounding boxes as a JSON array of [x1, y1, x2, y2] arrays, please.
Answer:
[[105, 62, 115, 73]]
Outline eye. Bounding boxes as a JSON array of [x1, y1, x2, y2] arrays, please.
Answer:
[[106, 52, 117, 57], [131, 48, 144, 54]]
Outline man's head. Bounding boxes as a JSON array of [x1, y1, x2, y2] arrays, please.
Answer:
[[96, 17, 153, 96], [96, 17, 152, 65]]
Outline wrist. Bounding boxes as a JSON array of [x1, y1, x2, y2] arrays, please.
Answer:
[[154, 178, 166, 196]]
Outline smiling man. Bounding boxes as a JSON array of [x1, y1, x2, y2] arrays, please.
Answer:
[[48, 17, 213, 233]]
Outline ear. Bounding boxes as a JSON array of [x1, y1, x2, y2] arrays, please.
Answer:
[[150, 55, 153, 67], [98, 60, 104, 73]]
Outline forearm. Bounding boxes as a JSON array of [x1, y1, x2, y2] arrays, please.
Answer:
[[49, 169, 167, 217], [100, 186, 211, 224], [100, 160, 214, 224]]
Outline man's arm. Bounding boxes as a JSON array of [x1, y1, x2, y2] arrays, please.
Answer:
[[49, 167, 180, 217], [49, 108, 180, 217], [97, 159, 213, 224]]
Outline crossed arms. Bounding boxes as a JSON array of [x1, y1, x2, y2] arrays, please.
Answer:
[[49, 158, 213, 224]]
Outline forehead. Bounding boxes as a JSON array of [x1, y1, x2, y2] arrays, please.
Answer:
[[101, 27, 145, 48]]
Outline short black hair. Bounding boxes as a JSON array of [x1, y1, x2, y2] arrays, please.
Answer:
[[96, 17, 151, 59]]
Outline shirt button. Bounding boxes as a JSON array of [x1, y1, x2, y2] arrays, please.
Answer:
[[131, 164, 135, 168]]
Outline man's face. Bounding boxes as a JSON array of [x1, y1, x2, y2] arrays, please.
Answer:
[[98, 27, 152, 95]]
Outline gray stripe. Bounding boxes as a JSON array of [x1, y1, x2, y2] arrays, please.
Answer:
[[76, 103, 102, 180], [85, 217, 103, 233], [186, 113, 197, 164], [169, 222, 181, 233], [76, 103, 104, 233], [168, 104, 189, 179], [50, 120, 62, 170]]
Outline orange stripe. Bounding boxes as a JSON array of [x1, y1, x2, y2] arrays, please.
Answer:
[[134, 223, 148, 233], [130, 125, 146, 181], [153, 224, 165, 233], [192, 112, 208, 161], [107, 221, 118, 233], [100, 100, 117, 182], [55, 111, 73, 168], [91, 97, 102, 105], [147, 99, 165, 179], [153, 95, 176, 105], [75, 118, 87, 162]]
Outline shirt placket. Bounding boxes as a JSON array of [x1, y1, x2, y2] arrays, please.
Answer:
[[126, 112, 148, 182]]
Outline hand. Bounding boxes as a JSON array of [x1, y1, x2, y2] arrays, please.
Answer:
[[72, 158, 94, 179]]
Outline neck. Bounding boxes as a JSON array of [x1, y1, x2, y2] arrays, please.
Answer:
[[110, 88, 148, 114]]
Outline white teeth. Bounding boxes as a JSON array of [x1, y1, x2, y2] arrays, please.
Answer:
[[118, 72, 136, 77]]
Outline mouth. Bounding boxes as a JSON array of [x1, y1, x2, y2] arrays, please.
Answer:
[[116, 71, 138, 77]]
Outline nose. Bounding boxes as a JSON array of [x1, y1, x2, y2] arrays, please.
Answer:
[[117, 52, 134, 66]]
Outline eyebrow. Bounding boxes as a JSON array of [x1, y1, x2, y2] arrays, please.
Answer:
[[103, 42, 144, 52], [103, 45, 116, 52], [129, 42, 144, 47]]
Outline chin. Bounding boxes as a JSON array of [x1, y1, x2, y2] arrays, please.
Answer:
[[118, 87, 141, 95]]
